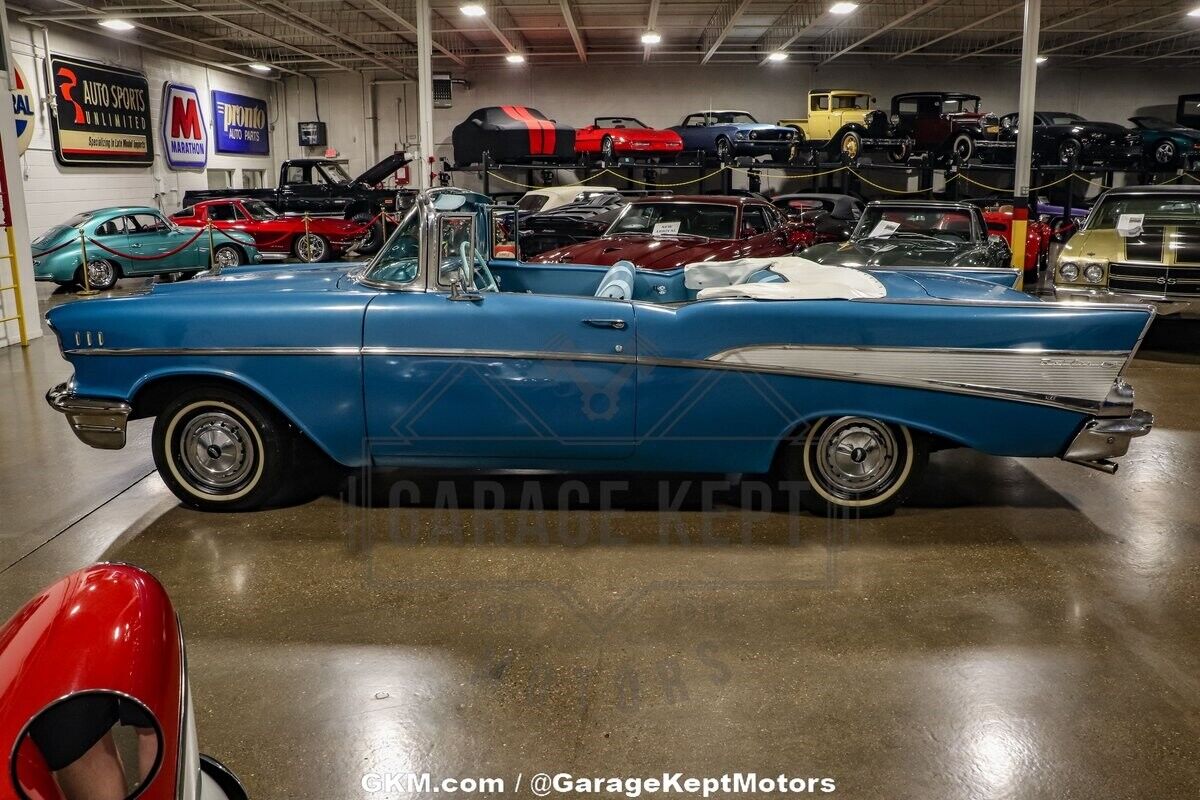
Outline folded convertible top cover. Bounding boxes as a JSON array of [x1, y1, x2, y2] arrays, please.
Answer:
[[686, 257, 887, 301]]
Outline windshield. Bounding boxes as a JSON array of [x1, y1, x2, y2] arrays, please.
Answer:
[[242, 200, 279, 219], [608, 203, 737, 238], [517, 194, 550, 212], [943, 97, 980, 114], [1087, 195, 1200, 229], [595, 117, 648, 129], [364, 208, 421, 284], [1044, 113, 1085, 125], [319, 162, 353, 184], [711, 112, 758, 125], [855, 207, 976, 242], [1132, 117, 1173, 130]]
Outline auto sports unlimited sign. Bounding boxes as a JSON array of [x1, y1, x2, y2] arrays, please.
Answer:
[[212, 89, 269, 156], [49, 55, 152, 167], [161, 82, 208, 169]]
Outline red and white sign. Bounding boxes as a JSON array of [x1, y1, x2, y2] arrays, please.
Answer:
[[161, 82, 207, 170]]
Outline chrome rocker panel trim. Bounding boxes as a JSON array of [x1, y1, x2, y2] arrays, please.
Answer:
[[46, 381, 132, 450], [1054, 285, 1194, 316], [1062, 409, 1154, 474]]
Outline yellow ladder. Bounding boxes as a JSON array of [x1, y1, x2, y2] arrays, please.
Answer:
[[0, 225, 29, 346]]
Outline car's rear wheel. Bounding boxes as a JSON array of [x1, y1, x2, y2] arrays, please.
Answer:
[[1152, 139, 1178, 167], [152, 385, 292, 512], [294, 233, 330, 262], [782, 416, 928, 517], [79, 259, 119, 291], [1058, 138, 1082, 165], [213, 244, 243, 269], [887, 141, 911, 163]]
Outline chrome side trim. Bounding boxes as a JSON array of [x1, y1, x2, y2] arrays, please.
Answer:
[[46, 381, 132, 450], [362, 346, 639, 365], [1063, 409, 1154, 472], [62, 345, 362, 357]]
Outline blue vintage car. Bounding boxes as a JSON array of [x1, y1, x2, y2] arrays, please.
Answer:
[[32, 206, 261, 290], [670, 110, 798, 163], [44, 188, 1154, 517]]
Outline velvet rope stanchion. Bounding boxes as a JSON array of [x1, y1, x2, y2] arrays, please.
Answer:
[[75, 226, 98, 296]]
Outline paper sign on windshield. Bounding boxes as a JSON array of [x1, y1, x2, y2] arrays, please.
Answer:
[[868, 220, 900, 238], [653, 221, 681, 235], [1116, 214, 1144, 238]]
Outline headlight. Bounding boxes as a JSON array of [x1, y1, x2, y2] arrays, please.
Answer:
[[735, 131, 748, 140], [1084, 263, 1105, 284], [890, 113, 900, 126], [1059, 262, 1080, 282]]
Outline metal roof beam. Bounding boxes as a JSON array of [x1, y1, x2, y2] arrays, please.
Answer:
[[357, 0, 469, 67], [891, 1, 1023, 59], [560, 0, 588, 62], [700, 0, 751, 64], [820, 0, 948, 65], [757, 0, 823, 65]]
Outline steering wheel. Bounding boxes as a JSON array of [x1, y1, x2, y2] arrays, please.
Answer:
[[458, 240, 498, 292]]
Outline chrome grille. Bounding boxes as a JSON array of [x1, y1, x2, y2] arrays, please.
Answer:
[[1108, 262, 1200, 296]]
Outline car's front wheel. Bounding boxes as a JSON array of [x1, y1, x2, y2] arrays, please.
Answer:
[[1152, 139, 1178, 167], [783, 416, 928, 517], [715, 136, 733, 163], [951, 133, 975, 163], [1058, 138, 1082, 165], [600, 136, 616, 162], [839, 131, 862, 160], [152, 385, 292, 511], [352, 211, 384, 253]]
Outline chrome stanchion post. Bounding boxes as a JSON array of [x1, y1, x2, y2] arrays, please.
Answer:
[[379, 204, 388, 241], [207, 221, 218, 275], [76, 225, 97, 296]]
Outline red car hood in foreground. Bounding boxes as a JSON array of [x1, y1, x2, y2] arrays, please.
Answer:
[[532, 233, 735, 270]]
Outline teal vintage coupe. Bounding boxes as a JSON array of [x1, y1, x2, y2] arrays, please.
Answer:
[[32, 206, 261, 290]]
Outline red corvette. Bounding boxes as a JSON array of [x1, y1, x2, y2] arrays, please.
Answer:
[[171, 198, 368, 262], [982, 206, 1052, 275], [531, 196, 814, 271], [575, 117, 684, 161]]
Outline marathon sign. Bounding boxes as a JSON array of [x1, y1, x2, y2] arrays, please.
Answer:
[[212, 89, 269, 156], [161, 82, 208, 169], [49, 55, 153, 167]]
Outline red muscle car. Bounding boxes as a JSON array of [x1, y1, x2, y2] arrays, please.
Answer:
[[575, 117, 684, 161], [171, 198, 368, 262], [982, 206, 1052, 275], [530, 196, 814, 271]]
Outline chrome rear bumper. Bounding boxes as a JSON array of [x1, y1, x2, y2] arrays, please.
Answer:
[[1062, 409, 1154, 473], [46, 381, 132, 450]]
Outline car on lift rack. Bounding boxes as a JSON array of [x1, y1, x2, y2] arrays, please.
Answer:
[[574, 116, 684, 162], [519, 191, 630, 260], [890, 92, 1009, 163], [529, 195, 814, 269], [31, 206, 261, 290], [43, 188, 1155, 517], [170, 198, 369, 263], [1127, 116, 1200, 169], [669, 110, 798, 163], [451, 106, 577, 167], [996, 111, 1142, 166], [802, 200, 1020, 288], [777, 89, 902, 161]]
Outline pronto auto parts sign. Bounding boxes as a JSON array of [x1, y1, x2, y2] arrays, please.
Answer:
[[161, 82, 208, 169], [49, 54, 152, 167], [11, 61, 34, 155], [212, 89, 269, 156]]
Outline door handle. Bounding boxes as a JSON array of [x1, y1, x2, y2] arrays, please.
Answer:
[[583, 318, 627, 330], [129, 243, 142, 248]]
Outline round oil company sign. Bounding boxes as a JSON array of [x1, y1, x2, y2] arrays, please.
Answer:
[[11, 62, 34, 155]]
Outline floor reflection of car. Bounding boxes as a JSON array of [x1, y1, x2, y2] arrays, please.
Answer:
[[803, 200, 1019, 287], [771, 193, 863, 244], [31, 206, 262, 290], [530, 196, 815, 270], [1054, 185, 1200, 315]]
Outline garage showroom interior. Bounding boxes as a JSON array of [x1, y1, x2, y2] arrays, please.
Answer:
[[3, 0, 1200, 797]]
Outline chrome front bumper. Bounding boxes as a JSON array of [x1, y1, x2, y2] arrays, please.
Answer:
[[1054, 285, 1195, 316], [46, 381, 132, 450], [1063, 409, 1154, 473]]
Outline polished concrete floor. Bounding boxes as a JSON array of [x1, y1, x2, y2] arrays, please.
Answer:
[[2, 287, 1199, 799]]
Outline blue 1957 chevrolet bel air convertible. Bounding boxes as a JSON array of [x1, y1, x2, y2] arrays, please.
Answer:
[[45, 189, 1154, 516]]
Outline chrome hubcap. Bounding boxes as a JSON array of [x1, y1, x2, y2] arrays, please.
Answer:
[[297, 234, 326, 262], [215, 247, 241, 268], [86, 260, 113, 288], [1156, 143, 1174, 162], [843, 136, 859, 157], [179, 411, 255, 491], [814, 417, 899, 497]]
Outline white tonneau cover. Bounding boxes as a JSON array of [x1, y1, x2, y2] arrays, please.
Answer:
[[684, 256, 887, 301]]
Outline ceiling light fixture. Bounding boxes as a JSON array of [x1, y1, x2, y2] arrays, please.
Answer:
[[506, 53, 526, 63], [460, 3, 486, 16], [98, 19, 135, 31], [1188, 7, 1200, 17], [829, 2, 858, 14], [1036, 55, 1047, 64], [767, 51, 788, 62], [641, 31, 662, 45], [249, 63, 272, 72]]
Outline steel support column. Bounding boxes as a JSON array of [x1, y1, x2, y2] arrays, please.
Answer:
[[1011, 0, 1041, 275], [416, 0, 436, 190]]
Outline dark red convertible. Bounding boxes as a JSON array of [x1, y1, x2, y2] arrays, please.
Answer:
[[171, 198, 369, 262], [530, 196, 814, 270]]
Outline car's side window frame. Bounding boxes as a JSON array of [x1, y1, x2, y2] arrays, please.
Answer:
[[434, 212, 478, 291]]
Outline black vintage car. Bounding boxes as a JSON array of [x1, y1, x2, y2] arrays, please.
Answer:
[[889, 92, 1007, 163], [771, 193, 863, 244], [452, 106, 576, 167], [997, 111, 1142, 167]]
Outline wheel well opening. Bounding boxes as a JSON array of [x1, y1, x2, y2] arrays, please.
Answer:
[[768, 417, 956, 476], [131, 374, 275, 421]]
